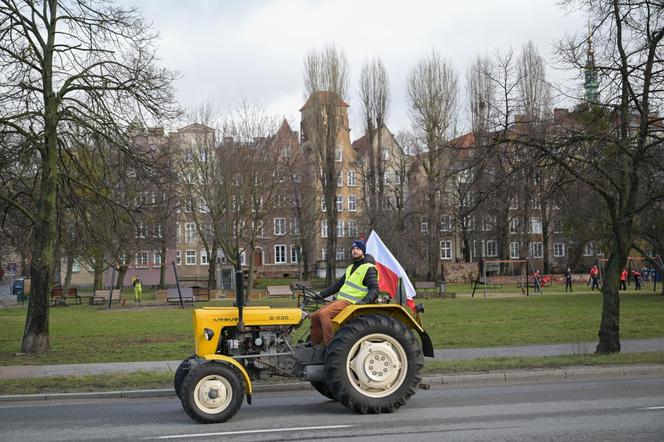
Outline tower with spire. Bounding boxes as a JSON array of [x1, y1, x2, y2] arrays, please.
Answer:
[[584, 33, 600, 104]]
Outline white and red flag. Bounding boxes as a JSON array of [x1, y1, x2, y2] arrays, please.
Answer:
[[366, 231, 416, 312]]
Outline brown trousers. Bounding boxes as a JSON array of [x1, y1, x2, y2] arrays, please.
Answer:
[[310, 299, 351, 345]]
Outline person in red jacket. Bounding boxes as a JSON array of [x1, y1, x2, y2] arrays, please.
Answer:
[[620, 269, 628, 291], [632, 269, 642, 290], [589, 265, 600, 291]]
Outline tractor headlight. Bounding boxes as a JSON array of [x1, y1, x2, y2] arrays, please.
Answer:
[[204, 328, 215, 341]]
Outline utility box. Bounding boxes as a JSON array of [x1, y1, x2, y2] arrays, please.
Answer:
[[13, 279, 25, 302]]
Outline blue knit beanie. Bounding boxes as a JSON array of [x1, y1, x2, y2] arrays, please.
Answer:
[[351, 239, 366, 255]]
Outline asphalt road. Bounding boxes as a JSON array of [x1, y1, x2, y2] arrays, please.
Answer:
[[1, 377, 663, 441]]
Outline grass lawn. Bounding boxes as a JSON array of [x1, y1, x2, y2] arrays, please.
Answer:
[[1, 287, 662, 366]]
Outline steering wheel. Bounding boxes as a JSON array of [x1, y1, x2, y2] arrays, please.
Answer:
[[294, 283, 326, 311]]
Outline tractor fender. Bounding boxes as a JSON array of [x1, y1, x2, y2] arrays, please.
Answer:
[[331, 304, 434, 357], [199, 355, 253, 400]]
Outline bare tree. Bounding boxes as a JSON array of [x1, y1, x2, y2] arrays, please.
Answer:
[[545, 0, 664, 352], [302, 45, 349, 284], [359, 57, 390, 231], [0, 0, 177, 353], [406, 51, 459, 280]]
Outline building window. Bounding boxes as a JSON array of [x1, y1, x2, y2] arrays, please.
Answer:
[[510, 242, 520, 259], [347, 170, 356, 186], [482, 215, 496, 231], [274, 245, 286, 264], [240, 251, 246, 266], [185, 222, 196, 243], [336, 247, 345, 260], [348, 220, 358, 238], [321, 220, 328, 238], [530, 242, 543, 258], [554, 243, 566, 257], [72, 258, 81, 273], [336, 172, 342, 187], [154, 251, 162, 268], [530, 217, 542, 234], [509, 196, 519, 210], [420, 216, 429, 233], [321, 196, 327, 212], [176, 250, 181, 265], [337, 221, 344, 238], [274, 218, 286, 235], [440, 215, 452, 232], [464, 216, 475, 231], [175, 223, 180, 242], [153, 223, 163, 239], [290, 219, 300, 235], [348, 195, 357, 211], [486, 240, 498, 257], [321, 247, 327, 260], [510, 218, 520, 234], [336, 195, 343, 211], [335, 145, 342, 162], [185, 250, 196, 265], [136, 221, 148, 239], [440, 241, 452, 259], [135, 251, 149, 268], [290, 245, 300, 263], [553, 219, 563, 233], [200, 250, 208, 265]]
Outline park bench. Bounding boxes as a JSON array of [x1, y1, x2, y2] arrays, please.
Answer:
[[414, 281, 441, 299], [50, 287, 81, 306], [91, 289, 124, 305], [192, 287, 210, 302], [167, 287, 194, 303], [266, 285, 293, 298]]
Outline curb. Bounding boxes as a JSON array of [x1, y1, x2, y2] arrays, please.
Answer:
[[1, 364, 662, 402]]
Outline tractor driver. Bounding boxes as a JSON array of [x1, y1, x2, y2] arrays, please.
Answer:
[[308, 239, 379, 346]]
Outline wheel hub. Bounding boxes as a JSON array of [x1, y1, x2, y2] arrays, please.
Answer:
[[194, 376, 232, 413], [347, 333, 407, 398]]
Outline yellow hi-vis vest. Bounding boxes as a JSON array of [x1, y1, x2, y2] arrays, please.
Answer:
[[337, 262, 378, 304]]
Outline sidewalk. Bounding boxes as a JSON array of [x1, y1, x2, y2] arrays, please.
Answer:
[[1, 337, 662, 381]]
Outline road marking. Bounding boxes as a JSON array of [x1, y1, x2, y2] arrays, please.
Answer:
[[147, 425, 353, 439], [640, 406, 664, 410]]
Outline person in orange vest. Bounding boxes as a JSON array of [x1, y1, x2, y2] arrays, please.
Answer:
[[620, 269, 628, 291], [589, 265, 600, 291]]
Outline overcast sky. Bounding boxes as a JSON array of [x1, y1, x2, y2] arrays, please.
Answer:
[[131, 0, 587, 137]]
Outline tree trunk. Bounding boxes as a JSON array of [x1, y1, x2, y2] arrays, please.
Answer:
[[596, 249, 625, 353], [115, 264, 127, 289], [62, 254, 74, 300], [159, 245, 167, 289], [207, 259, 217, 290]]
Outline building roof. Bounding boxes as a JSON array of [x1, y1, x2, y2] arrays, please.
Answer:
[[299, 91, 350, 112]]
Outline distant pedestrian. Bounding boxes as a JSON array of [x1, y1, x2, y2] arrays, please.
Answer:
[[133, 276, 142, 302], [565, 267, 573, 292], [620, 269, 628, 291], [590, 265, 600, 291], [533, 269, 542, 294], [632, 270, 642, 290]]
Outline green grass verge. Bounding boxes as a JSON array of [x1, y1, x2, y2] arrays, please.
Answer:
[[1, 291, 662, 366], [2, 352, 662, 395]]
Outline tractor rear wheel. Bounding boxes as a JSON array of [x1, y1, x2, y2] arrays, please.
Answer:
[[324, 314, 423, 414], [310, 381, 336, 400], [174, 355, 195, 399], [180, 362, 245, 424]]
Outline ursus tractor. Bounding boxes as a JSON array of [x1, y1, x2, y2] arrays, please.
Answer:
[[175, 274, 434, 424]]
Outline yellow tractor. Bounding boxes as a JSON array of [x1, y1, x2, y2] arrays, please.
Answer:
[[175, 279, 434, 424]]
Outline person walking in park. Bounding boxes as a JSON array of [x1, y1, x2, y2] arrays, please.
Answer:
[[620, 269, 628, 291], [565, 267, 573, 292], [589, 265, 600, 291], [533, 269, 543, 294], [132, 276, 142, 302], [632, 269, 642, 290]]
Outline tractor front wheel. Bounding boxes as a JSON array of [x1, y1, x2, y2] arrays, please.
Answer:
[[310, 381, 336, 401], [180, 362, 245, 424], [324, 314, 423, 414], [174, 355, 196, 399]]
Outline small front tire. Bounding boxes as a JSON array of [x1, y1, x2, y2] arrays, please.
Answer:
[[311, 381, 336, 401], [180, 362, 245, 424], [174, 355, 196, 399]]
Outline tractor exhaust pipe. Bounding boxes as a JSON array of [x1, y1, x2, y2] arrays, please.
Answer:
[[235, 253, 245, 330]]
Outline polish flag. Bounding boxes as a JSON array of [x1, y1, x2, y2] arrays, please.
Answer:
[[366, 231, 416, 312]]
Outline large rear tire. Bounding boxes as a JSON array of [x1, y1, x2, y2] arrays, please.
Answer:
[[311, 381, 336, 401], [180, 362, 245, 424], [324, 314, 423, 414], [174, 355, 196, 399]]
